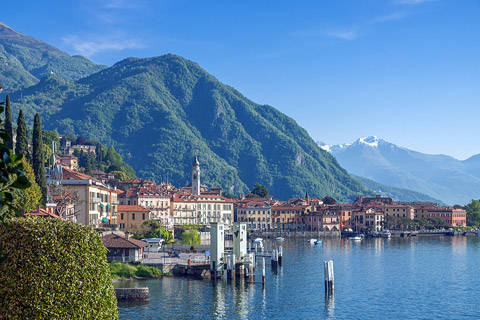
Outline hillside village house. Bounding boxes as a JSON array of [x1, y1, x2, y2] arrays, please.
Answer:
[[53, 168, 121, 227], [55, 155, 79, 170], [352, 208, 385, 232], [301, 209, 340, 231], [414, 206, 466, 227], [117, 205, 152, 233]]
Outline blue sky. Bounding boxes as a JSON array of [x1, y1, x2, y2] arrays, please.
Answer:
[[2, 0, 479, 159]]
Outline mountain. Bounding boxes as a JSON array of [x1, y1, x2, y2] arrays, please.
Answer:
[[322, 136, 480, 205], [352, 175, 443, 204], [0, 22, 105, 91], [0, 25, 370, 201]]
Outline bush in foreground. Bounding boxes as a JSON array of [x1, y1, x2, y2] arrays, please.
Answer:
[[0, 217, 118, 320]]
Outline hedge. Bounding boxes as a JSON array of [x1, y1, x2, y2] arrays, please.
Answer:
[[0, 217, 118, 320], [109, 262, 162, 279]]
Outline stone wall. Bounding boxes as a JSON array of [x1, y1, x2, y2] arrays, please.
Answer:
[[115, 288, 150, 301]]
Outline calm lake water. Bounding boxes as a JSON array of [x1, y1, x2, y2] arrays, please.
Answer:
[[117, 237, 480, 319]]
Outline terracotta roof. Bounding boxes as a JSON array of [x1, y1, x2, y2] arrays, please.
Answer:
[[117, 205, 150, 212], [102, 234, 148, 249], [25, 208, 62, 219]]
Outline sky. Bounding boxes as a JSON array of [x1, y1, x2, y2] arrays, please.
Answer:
[[2, 0, 479, 160]]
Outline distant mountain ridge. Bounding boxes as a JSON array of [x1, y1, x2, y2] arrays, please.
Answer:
[[321, 136, 480, 205], [0, 22, 105, 91], [0, 23, 371, 201]]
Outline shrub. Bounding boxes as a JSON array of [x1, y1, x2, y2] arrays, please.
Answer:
[[109, 261, 137, 279], [0, 217, 118, 319], [135, 265, 162, 278]]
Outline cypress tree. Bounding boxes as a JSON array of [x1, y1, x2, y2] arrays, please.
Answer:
[[32, 113, 47, 205], [4, 95, 14, 150], [15, 109, 30, 161]]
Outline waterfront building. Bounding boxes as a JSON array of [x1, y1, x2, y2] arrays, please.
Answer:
[[384, 204, 415, 220], [271, 202, 311, 231], [352, 207, 385, 232], [101, 233, 147, 263], [300, 209, 340, 231], [170, 194, 234, 226], [235, 198, 274, 231], [414, 205, 466, 227], [116, 205, 152, 233]]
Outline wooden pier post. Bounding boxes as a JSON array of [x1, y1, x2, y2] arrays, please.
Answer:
[[271, 249, 278, 270], [231, 254, 236, 281], [262, 257, 266, 287], [324, 260, 334, 295], [278, 246, 283, 267]]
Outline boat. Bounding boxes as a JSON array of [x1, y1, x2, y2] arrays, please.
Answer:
[[380, 230, 391, 238], [275, 237, 285, 242], [314, 240, 323, 246], [253, 238, 263, 243], [307, 238, 317, 245], [348, 233, 363, 241]]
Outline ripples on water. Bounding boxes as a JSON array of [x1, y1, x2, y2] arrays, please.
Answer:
[[118, 237, 480, 320]]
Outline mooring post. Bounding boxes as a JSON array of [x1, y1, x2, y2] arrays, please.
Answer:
[[324, 260, 334, 295], [232, 254, 236, 281], [262, 257, 266, 287], [278, 246, 283, 266]]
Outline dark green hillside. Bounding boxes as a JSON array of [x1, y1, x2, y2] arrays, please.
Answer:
[[0, 22, 104, 91], [10, 54, 369, 200]]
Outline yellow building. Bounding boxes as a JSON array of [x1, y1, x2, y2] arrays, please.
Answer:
[[117, 205, 151, 233]]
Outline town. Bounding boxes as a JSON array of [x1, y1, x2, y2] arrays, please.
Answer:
[[32, 135, 467, 237]]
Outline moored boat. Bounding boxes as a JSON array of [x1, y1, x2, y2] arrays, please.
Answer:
[[275, 237, 285, 242], [381, 230, 391, 238], [307, 238, 317, 245], [348, 233, 363, 241], [314, 240, 322, 246]]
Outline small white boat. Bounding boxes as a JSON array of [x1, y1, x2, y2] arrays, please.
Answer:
[[349, 233, 363, 241], [381, 230, 391, 238], [253, 238, 263, 243], [314, 240, 322, 246], [275, 237, 285, 242], [307, 238, 317, 245]]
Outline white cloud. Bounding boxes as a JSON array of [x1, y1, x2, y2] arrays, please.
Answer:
[[371, 12, 408, 23], [62, 35, 142, 57], [325, 30, 358, 40], [394, 0, 438, 5]]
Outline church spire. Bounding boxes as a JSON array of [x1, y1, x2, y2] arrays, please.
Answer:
[[192, 155, 201, 195]]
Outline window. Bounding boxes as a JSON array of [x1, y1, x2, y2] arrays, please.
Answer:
[[142, 213, 146, 220], [121, 213, 124, 220], [132, 213, 135, 220]]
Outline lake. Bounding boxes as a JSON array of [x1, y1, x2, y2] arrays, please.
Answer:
[[118, 237, 480, 319]]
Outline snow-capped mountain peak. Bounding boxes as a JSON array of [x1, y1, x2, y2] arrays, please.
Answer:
[[357, 136, 380, 147]]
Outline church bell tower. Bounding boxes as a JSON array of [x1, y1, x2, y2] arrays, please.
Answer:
[[192, 155, 201, 195]]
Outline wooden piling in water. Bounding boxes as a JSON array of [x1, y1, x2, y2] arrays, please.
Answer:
[[262, 257, 266, 287], [278, 246, 283, 266], [324, 260, 334, 295]]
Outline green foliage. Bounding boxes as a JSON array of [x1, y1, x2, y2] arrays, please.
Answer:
[[15, 109, 30, 161], [251, 183, 269, 198], [32, 113, 47, 205], [465, 200, 480, 226], [181, 229, 201, 245], [134, 220, 173, 243], [4, 159, 42, 217], [0, 23, 105, 92], [0, 217, 118, 319], [109, 262, 162, 279], [0, 102, 31, 221], [4, 95, 13, 150], [9, 54, 369, 201]]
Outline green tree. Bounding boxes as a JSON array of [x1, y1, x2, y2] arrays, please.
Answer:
[[4, 95, 13, 150], [15, 109, 30, 161], [465, 200, 480, 226], [250, 183, 269, 198], [32, 114, 47, 205], [7, 159, 42, 216], [181, 229, 201, 245]]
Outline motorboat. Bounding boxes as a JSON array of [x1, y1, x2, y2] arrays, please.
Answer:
[[307, 238, 317, 245], [348, 233, 363, 241], [314, 240, 323, 246], [275, 237, 285, 242], [380, 230, 392, 238]]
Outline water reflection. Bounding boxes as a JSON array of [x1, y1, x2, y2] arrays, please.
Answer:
[[324, 293, 335, 318]]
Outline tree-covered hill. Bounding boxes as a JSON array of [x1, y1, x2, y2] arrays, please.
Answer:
[[0, 22, 105, 91], [8, 54, 370, 201]]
